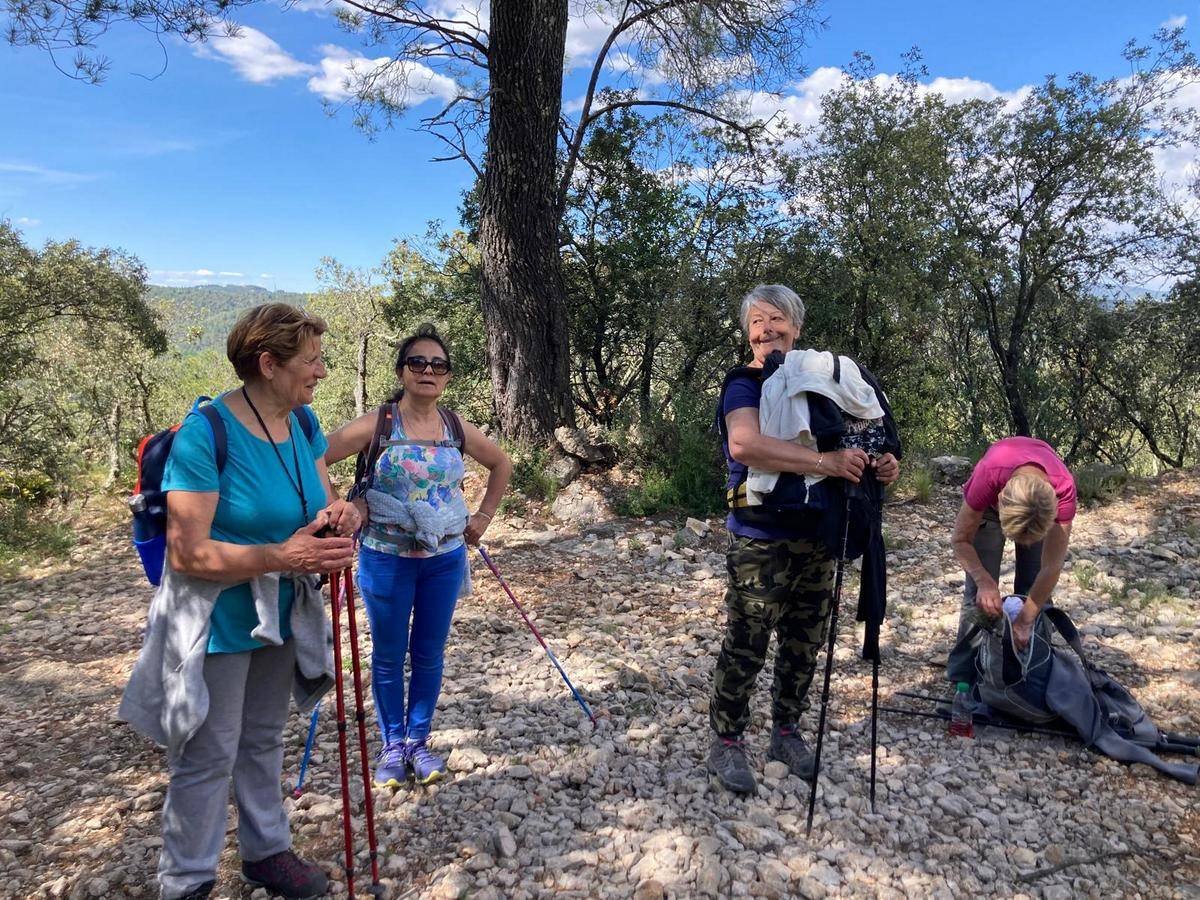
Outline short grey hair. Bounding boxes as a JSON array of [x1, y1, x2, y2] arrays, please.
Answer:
[[739, 284, 806, 334]]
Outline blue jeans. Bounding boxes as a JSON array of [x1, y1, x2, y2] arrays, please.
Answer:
[[357, 544, 466, 744]]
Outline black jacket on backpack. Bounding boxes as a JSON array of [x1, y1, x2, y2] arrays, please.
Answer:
[[715, 351, 902, 661]]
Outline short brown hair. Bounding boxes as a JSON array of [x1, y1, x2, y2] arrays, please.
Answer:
[[226, 303, 328, 382], [998, 473, 1057, 545]]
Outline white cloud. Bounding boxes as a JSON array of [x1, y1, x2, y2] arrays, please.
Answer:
[[308, 45, 458, 107], [150, 268, 263, 285], [122, 138, 199, 157], [195, 24, 317, 83], [15, 216, 41, 226], [0, 161, 96, 185], [259, 273, 273, 278], [1162, 14, 1188, 29], [426, 0, 488, 32], [286, 0, 351, 14], [565, 9, 617, 71]]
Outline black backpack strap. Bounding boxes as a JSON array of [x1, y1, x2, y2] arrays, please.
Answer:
[[1040, 606, 1092, 668], [292, 405, 318, 444], [832, 353, 842, 383], [194, 402, 228, 474], [351, 403, 396, 500], [714, 365, 764, 440], [438, 407, 466, 449]]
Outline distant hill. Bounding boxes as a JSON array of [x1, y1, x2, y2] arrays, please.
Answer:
[[146, 284, 309, 351]]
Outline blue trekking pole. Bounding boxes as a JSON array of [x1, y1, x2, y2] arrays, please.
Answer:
[[292, 701, 321, 798], [476, 545, 597, 727]]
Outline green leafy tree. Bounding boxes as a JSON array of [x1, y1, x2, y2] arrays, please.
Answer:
[[9, 0, 823, 445], [944, 29, 1198, 437]]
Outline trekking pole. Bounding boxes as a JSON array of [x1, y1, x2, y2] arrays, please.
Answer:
[[340, 567, 381, 894], [869, 656, 879, 814], [292, 702, 320, 798], [327, 569, 357, 898], [476, 545, 597, 727], [806, 494, 853, 837]]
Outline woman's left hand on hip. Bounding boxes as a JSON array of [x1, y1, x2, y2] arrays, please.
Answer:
[[464, 513, 492, 545]]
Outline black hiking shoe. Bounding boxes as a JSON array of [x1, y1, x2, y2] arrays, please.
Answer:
[[768, 725, 816, 782], [707, 734, 757, 795], [177, 882, 215, 900], [241, 849, 329, 898]]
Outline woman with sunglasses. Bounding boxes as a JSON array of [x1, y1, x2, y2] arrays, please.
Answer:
[[326, 323, 511, 786]]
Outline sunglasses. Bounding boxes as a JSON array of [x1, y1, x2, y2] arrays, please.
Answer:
[[404, 355, 451, 375]]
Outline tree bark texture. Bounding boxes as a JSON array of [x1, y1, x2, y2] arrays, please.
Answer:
[[479, 0, 576, 445], [106, 399, 122, 487], [356, 331, 369, 418]]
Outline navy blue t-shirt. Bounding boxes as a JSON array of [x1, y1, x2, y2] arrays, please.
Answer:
[[721, 373, 811, 541]]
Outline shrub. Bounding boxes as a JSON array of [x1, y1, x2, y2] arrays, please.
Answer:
[[896, 458, 933, 504], [1075, 463, 1128, 506], [508, 446, 558, 503], [612, 392, 725, 519], [0, 498, 74, 576]]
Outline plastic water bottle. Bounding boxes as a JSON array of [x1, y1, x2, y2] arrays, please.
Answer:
[[948, 681, 975, 738], [1003, 595, 1024, 622]]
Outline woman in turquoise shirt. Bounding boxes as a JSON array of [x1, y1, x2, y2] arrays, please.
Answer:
[[157, 304, 358, 900]]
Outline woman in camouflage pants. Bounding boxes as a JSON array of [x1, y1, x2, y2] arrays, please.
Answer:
[[708, 285, 900, 795]]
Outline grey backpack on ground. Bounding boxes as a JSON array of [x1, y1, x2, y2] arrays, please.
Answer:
[[952, 606, 1198, 784]]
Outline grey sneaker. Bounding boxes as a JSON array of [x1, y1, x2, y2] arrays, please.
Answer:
[[767, 725, 816, 781], [706, 734, 757, 795]]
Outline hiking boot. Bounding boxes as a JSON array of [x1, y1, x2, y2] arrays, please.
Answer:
[[373, 741, 409, 788], [767, 725, 816, 781], [241, 849, 328, 898], [177, 882, 215, 900], [706, 734, 757, 795], [408, 737, 447, 785]]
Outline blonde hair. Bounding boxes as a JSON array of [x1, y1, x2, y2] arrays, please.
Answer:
[[226, 303, 328, 382], [998, 473, 1057, 545]]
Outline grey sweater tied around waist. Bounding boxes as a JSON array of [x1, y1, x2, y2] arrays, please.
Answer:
[[363, 488, 472, 597], [119, 564, 335, 757]]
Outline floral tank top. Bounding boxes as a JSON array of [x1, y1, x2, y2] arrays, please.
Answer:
[[361, 411, 468, 558]]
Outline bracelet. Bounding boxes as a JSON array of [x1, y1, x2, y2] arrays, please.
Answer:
[[475, 510, 493, 521], [816, 453, 824, 472]]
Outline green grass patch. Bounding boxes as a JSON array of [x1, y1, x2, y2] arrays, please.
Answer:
[[1116, 578, 1174, 611], [894, 458, 934, 504], [1072, 560, 1099, 591]]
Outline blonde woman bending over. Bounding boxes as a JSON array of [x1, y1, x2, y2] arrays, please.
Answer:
[[948, 437, 1076, 673]]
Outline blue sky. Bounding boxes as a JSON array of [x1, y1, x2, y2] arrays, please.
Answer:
[[1, 1, 1195, 292]]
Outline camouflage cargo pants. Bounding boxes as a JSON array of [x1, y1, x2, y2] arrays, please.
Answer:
[[709, 534, 834, 737]]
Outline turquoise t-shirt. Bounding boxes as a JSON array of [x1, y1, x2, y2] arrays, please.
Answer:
[[162, 395, 330, 654]]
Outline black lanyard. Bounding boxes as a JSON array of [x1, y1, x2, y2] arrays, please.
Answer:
[[242, 387, 309, 525]]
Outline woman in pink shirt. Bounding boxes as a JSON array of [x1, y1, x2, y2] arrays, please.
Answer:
[[948, 437, 1076, 662]]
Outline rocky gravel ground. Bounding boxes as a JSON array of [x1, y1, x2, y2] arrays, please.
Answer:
[[1, 471, 1197, 899]]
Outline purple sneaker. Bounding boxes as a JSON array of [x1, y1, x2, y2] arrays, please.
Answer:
[[241, 849, 328, 898], [407, 737, 447, 785], [374, 741, 409, 788]]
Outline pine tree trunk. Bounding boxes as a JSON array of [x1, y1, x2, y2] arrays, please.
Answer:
[[106, 399, 123, 488], [479, 0, 575, 446], [356, 332, 369, 418]]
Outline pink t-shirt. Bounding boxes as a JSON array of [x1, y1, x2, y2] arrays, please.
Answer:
[[963, 437, 1077, 523]]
